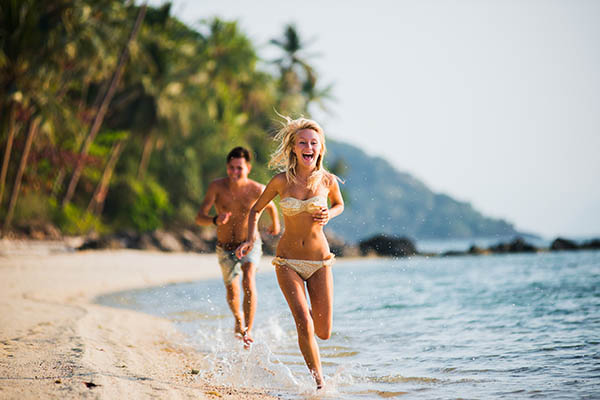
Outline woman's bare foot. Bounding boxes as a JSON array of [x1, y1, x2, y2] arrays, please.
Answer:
[[312, 371, 324, 390]]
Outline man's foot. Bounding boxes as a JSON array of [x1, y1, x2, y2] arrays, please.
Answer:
[[234, 323, 253, 349], [242, 329, 254, 349]]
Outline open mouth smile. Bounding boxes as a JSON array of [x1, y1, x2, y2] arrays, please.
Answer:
[[302, 152, 315, 162]]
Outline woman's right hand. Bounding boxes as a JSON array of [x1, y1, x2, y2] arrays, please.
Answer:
[[236, 241, 253, 259]]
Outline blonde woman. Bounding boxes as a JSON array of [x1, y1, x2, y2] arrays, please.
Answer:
[[236, 117, 344, 389]]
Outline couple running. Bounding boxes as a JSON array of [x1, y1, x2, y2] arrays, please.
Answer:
[[196, 117, 344, 389]]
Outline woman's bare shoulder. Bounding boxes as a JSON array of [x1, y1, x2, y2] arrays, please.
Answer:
[[270, 172, 288, 186], [322, 171, 340, 188]]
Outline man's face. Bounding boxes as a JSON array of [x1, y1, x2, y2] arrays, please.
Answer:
[[226, 157, 251, 181]]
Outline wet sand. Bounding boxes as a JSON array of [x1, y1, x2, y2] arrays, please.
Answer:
[[0, 241, 276, 399]]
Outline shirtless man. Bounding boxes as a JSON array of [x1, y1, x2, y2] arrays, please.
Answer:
[[196, 147, 280, 346]]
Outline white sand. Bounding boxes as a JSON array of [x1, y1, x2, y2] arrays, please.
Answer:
[[0, 243, 277, 399]]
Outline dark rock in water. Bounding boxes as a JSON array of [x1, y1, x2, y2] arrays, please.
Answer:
[[550, 237, 579, 251], [468, 245, 487, 255], [508, 237, 538, 252], [489, 237, 538, 253], [581, 238, 600, 250], [359, 234, 417, 257], [441, 250, 467, 257]]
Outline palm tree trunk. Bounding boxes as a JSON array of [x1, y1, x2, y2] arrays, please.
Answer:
[[51, 167, 66, 198], [137, 133, 154, 180], [2, 117, 40, 236], [0, 103, 17, 207], [62, 4, 147, 207], [87, 140, 125, 215]]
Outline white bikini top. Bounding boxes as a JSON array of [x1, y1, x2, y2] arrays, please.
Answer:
[[279, 195, 327, 216]]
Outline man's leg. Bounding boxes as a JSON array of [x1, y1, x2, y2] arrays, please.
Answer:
[[224, 278, 244, 337], [241, 262, 257, 342]]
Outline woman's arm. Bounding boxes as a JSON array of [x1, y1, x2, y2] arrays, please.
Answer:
[[313, 175, 344, 225], [236, 174, 283, 258], [327, 178, 344, 220]]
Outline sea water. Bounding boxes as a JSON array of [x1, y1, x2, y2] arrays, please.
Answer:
[[97, 250, 600, 399]]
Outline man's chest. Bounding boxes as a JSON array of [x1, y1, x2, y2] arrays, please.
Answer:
[[217, 191, 257, 211]]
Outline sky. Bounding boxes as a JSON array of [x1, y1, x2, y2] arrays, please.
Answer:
[[147, 0, 600, 238]]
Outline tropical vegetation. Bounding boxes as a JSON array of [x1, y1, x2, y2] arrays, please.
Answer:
[[0, 0, 522, 242], [0, 0, 328, 236]]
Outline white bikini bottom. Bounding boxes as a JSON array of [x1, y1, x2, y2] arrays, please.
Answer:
[[272, 254, 335, 280]]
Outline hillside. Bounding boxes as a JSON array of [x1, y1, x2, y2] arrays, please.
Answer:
[[325, 140, 520, 243]]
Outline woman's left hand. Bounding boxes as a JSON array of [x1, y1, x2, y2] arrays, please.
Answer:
[[313, 207, 329, 225]]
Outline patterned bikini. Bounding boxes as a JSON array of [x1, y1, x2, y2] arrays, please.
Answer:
[[272, 195, 335, 280]]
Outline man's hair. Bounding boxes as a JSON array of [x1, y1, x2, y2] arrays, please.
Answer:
[[227, 146, 252, 163]]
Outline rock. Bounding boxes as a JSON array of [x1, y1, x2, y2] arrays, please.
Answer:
[[358, 234, 417, 257], [550, 237, 579, 251], [152, 229, 184, 252], [138, 233, 160, 251], [77, 235, 126, 250], [468, 245, 488, 255], [197, 228, 217, 252], [325, 230, 348, 257], [42, 223, 62, 240], [179, 229, 211, 253], [441, 250, 468, 257], [581, 238, 600, 250], [489, 237, 538, 253], [259, 231, 277, 256], [113, 231, 140, 249]]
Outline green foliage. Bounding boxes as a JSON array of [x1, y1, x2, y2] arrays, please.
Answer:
[[0, 1, 521, 242], [10, 192, 54, 226], [105, 177, 171, 232], [55, 201, 106, 235]]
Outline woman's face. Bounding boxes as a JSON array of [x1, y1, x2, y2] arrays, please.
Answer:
[[294, 129, 322, 169]]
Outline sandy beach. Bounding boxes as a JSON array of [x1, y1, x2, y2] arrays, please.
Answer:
[[0, 240, 277, 399]]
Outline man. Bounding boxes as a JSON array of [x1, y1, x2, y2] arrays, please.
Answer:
[[196, 146, 280, 346]]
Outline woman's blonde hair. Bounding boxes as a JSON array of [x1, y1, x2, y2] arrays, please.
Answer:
[[268, 116, 328, 191]]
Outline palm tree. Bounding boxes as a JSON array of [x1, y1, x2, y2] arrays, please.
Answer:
[[2, 116, 40, 235], [62, 3, 147, 207], [270, 24, 333, 114], [87, 138, 126, 215], [0, 0, 85, 228], [0, 102, 17, 206]]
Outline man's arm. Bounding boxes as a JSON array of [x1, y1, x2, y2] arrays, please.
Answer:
[[195, 181, 230, 226]]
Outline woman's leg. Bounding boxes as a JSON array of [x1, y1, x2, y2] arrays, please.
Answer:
[[306, 266, 333, 340], [275, 265, 323, 387]]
